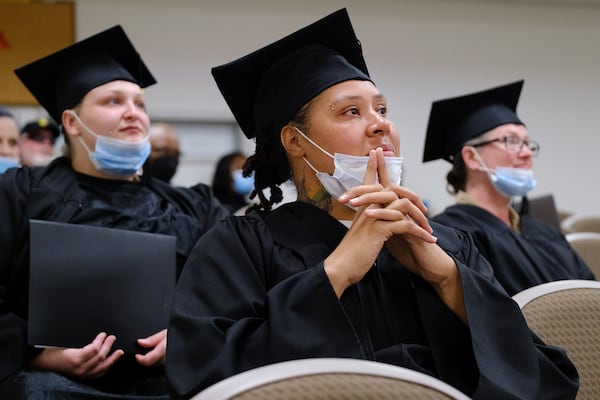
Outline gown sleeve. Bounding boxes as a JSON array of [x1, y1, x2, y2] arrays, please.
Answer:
[[422, 223, 579, 400], [0, 167, 43, 380]]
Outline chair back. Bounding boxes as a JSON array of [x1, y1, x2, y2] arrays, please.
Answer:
[[513, 280, 600, 400], [560, 212, 600, 234], [192, 358, 471, 400], [513, 194, 560, 230], [566, 232, 600, 278]]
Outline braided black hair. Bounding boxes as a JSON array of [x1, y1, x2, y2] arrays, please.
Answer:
[[245, 101, 311, 212]]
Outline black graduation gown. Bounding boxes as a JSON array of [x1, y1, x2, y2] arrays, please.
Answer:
[[166, 201, 578, 400], [0, 157, 229, 392], [432, 204, 595, 296]]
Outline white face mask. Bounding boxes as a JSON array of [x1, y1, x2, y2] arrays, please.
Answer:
[[294, 127, 403, 203], [471, 147, 536, 197], [27, 153, 54, 167]]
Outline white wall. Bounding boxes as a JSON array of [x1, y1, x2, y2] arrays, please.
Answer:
[[61, 0, 600, 213]]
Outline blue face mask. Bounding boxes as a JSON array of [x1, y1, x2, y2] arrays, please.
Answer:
[[471, 147, 536, 197], [232, 169, 254, 196], [489, 166, 537, 197], [71, 111, 150, 176], [0, 156, 20, 173]]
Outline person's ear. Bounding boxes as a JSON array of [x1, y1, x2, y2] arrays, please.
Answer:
[[280, 125, 305, 157], [461, 146, 481, 171], [61, 110, 81, 138]]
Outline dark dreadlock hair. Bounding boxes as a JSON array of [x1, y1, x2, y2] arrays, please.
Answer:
[[244, 101, 311, 212]]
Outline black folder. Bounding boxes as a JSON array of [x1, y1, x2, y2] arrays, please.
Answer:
[[28, 220, 176, 354]]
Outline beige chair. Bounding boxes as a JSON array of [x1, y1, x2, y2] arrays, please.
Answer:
[[566, 232, 600, 278], [560, 212, 600, 234], [513, 280, 600, 400], [558, 210, 573, 225], [192, 358, 472, 400]]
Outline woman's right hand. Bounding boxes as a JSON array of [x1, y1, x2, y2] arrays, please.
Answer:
[[28, 332, 124, 379]]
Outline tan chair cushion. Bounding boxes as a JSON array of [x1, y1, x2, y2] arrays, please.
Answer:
[[519, 284, 600, 399], [232, 373, 457, 400]]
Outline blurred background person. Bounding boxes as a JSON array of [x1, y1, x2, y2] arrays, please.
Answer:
[[0, 107, 20, 173], [144, 122, 181, 184], [19, 117, 60, 167], [210, 151, 253, 214]]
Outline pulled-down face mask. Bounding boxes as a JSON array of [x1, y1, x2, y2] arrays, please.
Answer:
[[471, 147, 536, 197], [295, 127, 403, 202], [71, 110, 150, 176]]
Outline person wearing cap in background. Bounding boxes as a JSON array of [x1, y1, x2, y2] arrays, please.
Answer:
[[19, 117, 60, 167], [143, 122, 181, 184], [209, 151, 253, 214], [166, 9, 578, 400], [422, 80, 594, 296], [0, 107, 20, 173], [0, 26, 228, 399]]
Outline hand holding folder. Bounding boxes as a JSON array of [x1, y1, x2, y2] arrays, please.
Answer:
[[28, 220, 176, 354]]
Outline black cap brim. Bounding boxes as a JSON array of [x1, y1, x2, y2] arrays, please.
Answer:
[[423, 80, 524, 163]]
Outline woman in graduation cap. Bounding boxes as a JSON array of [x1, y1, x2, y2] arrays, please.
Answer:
[[0, 26, 228, 398], [422, 81, 594, 296], [166, 9, 578, 400]]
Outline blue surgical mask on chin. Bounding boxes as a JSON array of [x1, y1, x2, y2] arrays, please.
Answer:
[[232, 169, 254, 196], [70, 110, 151, 176], [294, 127, 403, 205], [0, 156, 20, 173], [471, 147, 536, 197]]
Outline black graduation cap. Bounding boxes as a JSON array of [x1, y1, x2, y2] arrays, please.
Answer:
[[211, 8, 371, 143], [14, 25, 156, 124], [422, 80, 525, 163]]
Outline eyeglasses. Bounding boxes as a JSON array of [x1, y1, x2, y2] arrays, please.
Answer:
[[471, 136, 540, 157]]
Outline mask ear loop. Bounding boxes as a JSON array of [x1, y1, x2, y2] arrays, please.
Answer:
[[468, 146, 494, 175], [68, 111, 97, 157], [292, 126, 334, 159], [69, 110, 97, 138], [292, 126, 335, 176]]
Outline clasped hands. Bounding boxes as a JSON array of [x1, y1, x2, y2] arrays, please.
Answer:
[[324, 148, 464, 320]]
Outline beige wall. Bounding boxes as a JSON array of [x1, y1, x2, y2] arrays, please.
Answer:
[[69, 0, 600, 213]]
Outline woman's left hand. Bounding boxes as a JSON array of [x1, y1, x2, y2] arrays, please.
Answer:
[[135, 329, 167, 366]]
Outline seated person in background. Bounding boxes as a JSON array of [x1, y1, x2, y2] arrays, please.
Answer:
[[0, 107, 20, 173], [19, 117, 60, 167], [144, 122, 181, 184], [166, 9, 578, 400], [422, 80, 594, 296], [0, 25, 228, 398], [210, 151, 253, 214]]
